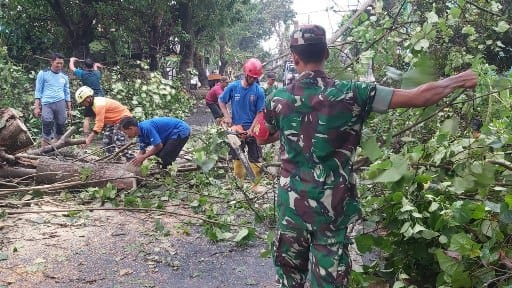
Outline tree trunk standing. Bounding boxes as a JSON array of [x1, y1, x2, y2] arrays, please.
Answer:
[[148, 11, 164, 71], [177, 1, 194, 88], [46, 0, 97, 57], [219, 33, 228, 75], [194, 51, 208, 86]]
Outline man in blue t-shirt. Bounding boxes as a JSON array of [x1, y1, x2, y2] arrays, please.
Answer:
[[118, 116, 190, 169], [219, 58, 266, 180], [34, 52, 72, 147], [69, 56, 105, 135]]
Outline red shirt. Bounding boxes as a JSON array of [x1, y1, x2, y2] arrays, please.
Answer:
[[205, 82, 224, 104]]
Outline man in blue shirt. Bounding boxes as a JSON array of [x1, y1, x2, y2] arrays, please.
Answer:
[[69, 56, 105, 135], [34, 52, 72, 147], [219, 58, 266, 180], [118, 116, 190, 169]]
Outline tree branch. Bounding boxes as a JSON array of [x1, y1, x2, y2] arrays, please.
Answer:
[[466, 1, 502, 17], [392, 90, 468, 138]]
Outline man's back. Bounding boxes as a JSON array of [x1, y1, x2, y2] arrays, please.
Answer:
[[91, 97, 131, 131], [266, 70, 376, 194], [205, 82, 224, 103], [75, 69, 104, 96]]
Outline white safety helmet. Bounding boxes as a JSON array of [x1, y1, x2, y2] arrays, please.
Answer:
[[75, 86, 94, 104]]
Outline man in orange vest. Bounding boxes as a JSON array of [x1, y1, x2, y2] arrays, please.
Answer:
[[75, 86, 133, 159]]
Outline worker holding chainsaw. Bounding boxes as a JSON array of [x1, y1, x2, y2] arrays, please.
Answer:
[[218, 58, 266, 180]]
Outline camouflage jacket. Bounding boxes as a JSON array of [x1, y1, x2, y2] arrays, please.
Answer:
[[264, 70, 377, 225]]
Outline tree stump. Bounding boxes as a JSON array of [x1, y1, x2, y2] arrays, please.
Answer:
[[0, 108, 34, 154]]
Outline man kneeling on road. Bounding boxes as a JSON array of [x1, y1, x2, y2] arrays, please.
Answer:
[[118, 116, 190, 169]]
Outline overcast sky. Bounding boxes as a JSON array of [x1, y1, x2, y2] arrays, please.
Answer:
[[263, 1, 358, 52]]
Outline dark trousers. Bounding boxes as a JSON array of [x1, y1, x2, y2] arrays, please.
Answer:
[[206, 102, 224, 119], [228, 136, 262, 163], [157, 135, 189, 168]]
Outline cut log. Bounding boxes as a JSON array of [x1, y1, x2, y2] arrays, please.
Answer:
[[0, 108, 34, 154], [35, 157, 137, 190], [0, 166, 37, 179]]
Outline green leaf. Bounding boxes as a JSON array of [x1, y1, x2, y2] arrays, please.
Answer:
[[124, 196, 139, 208], [449, 233, 481, 258], [374, 155, 408, 183], [472, 163, 495, 186], [452, 176, 475, 194], [400, 221, 411, 234], [451, 271, 472, 287], [355, 234, 374, 253], [361, 135, 383, 162], [428, 202, 440, 212], [0, 252, 7, 261], [493, 21, 510, 33], [452, 201, 485, 224], [505, 194, 512, 209], [411, 223, 426, 233], [480, 220, 499, 238], [414, 39, 429, 51], [401, 56, 435, 89], [440, 118, 458, 135], [449, 7, 461, 18], [434, 249, 464, 276], [400, 198, 416, 212], [461, 26, 476, 35], [421, 229, 440, 239], [233, 228, 250, 243], [499, 202, 512, 224], [426, 11, 439, 23]]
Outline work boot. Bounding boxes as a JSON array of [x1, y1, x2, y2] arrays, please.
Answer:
[[233, 160, 246, 179], [249, 162, 262, 181]]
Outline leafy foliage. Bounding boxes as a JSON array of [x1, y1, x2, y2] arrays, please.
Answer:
[[331, 1, 512, 286]]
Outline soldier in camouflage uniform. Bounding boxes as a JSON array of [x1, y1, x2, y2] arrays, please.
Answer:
[[263, 72, 278, 96], [257, 24, 478, 287]]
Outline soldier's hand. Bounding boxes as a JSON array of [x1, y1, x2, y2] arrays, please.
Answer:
[[459, 70, 478, 89]]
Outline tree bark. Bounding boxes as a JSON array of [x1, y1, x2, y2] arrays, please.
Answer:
[[219, 32, 228, 75], [0, 108, 34, 154], [177, 1, 194, 88], [46, 0, 96, 57], [35, 157, 137, 190], [27, 127, 85, 155]]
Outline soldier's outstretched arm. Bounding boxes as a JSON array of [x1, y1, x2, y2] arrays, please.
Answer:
[[389, 70, 478, 109]]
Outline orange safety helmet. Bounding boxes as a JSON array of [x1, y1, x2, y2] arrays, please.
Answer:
[[243, 58, 263, 78]]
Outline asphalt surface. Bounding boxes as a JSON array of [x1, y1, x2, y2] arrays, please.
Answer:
[[0, 89, 277, 288]]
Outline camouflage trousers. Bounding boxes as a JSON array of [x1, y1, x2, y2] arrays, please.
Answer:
[[102, 125, 135, 160], [273, 188, 356, 288]]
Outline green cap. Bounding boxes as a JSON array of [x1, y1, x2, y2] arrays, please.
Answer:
[[290, 24, 326, 46]]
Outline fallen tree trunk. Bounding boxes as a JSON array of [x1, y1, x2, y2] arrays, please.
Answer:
[[35, 157, 137, 190], [0, 166, 36, 178]]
